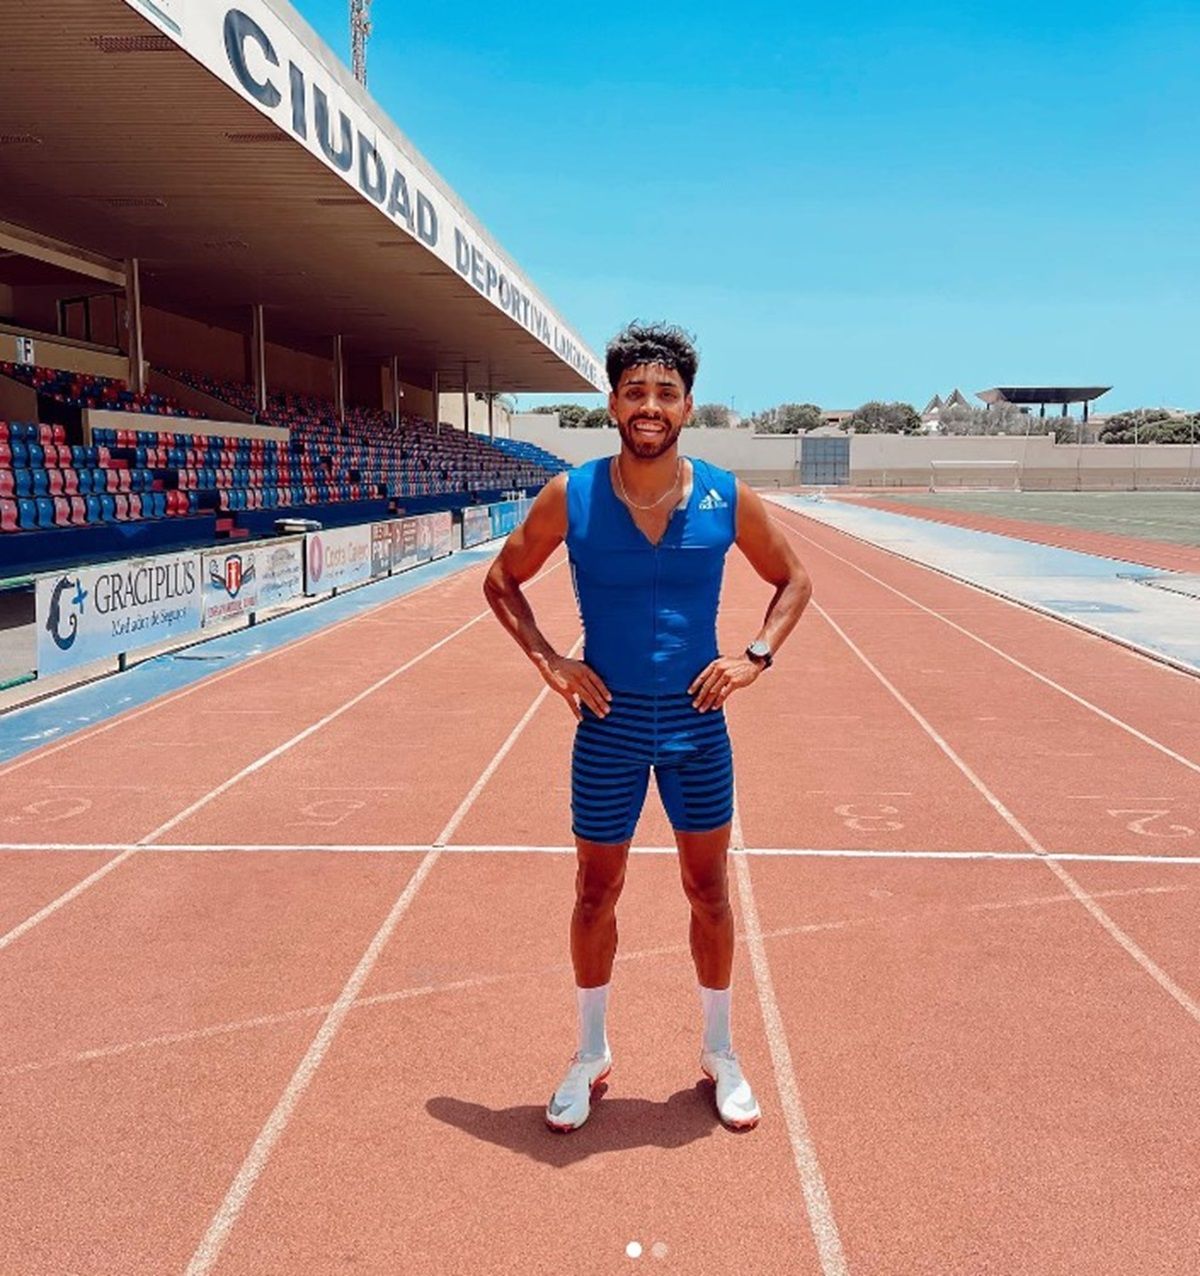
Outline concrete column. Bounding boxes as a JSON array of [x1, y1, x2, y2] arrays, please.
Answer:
[[333, 334, 345, 422], [462, 372, 469, 435], [250, 303, 267, 416], [390, 355, 401, 429], [1082, 399, 1090, 425], [432, 370, 440, 434], [487, 393, 494, 439], [124, 256, 145, 393]]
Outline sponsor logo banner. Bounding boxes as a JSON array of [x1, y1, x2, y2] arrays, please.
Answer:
[[488, 499, 531, 540], [37, 550, 202, 676], [305, 524, 372, 594], [257, 536, 304, 610], [371, 523, 393, 578], [201, 548, 259, 627], [428, 510, 452, 558], [462, 505, 492, 548]]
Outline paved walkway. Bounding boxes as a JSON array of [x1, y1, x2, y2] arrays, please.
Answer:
[[770, 494, 1200, 674]]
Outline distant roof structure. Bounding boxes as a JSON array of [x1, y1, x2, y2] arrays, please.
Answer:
[[977, 387, 1111, 406], [922, 394, 944, 415], [945, 388, 971, 410]]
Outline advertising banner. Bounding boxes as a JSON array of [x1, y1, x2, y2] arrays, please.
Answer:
[[201, 547, 259, 627], [257, 537, 304, 610], [389, 517, 418, 571], [428, 510, 453, 559], [488, 499, 531, 540], [371, 523, 393, 578], [37, 550, 202, 676], [462, 505, 492, 548], [305, 524, 372, 595]]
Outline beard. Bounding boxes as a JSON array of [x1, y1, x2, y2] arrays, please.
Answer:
[[616, 415, 684, 459]]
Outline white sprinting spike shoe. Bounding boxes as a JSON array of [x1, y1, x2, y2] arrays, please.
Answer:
[[700, 1049, 761, 1129], [545, 1050, 612, 1132]]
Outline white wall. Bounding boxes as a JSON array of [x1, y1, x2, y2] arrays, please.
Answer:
[[509, 414, 800, 477]]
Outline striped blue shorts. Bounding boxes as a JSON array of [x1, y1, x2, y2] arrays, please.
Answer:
[[571, 689, 735, 844]]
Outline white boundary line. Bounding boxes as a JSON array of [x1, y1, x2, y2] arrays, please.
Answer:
[[813, 600, 1200, 1029], [183, 640, 573, 1275], [730, 795, 848, 1276], [5, 881, 1191, 1084], [770, 509, 1200, 776], [0, 561, 566, 953], [5, 841, 1200, 865]]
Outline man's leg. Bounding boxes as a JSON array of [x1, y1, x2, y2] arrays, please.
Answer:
[[676, 824, 734, 992], [571, 837, 631, 989], [546, 840, 632, 1132]]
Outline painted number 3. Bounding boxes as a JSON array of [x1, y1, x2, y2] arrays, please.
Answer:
[[835, 803, 904, 832], [1109, 809, 1197, 839]]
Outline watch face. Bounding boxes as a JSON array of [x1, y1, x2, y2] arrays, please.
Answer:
[[748, 641, 770, 658]]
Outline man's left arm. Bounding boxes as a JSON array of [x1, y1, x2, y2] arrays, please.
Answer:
[[689, 483, 813, 711]]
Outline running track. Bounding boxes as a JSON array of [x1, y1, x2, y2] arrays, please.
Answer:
[[2, 503, 1199, 1274]]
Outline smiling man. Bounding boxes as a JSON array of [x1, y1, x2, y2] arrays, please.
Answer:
[[484, 322, 812, 1132]]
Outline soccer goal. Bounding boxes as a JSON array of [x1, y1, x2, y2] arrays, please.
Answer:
[[929, 460, 1022, 492]]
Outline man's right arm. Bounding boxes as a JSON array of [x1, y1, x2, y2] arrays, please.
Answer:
[[482, 474, 610, 719]]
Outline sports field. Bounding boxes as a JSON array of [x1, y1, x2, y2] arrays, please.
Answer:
[[2, 499, 1199, 1274], [863, 490, 1200, 546]]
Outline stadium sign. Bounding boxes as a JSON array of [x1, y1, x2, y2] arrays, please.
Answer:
[[124, 0, 602, 389]]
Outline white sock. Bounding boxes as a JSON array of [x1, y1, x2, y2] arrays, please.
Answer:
[[699, 984, 732, 1054], [576, 983, 610, 1058]]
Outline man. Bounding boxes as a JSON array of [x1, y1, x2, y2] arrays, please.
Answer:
[[483, 323, 811, 1132]]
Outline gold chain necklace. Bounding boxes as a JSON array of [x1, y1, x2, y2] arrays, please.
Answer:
[[614, 456, 682, 511]]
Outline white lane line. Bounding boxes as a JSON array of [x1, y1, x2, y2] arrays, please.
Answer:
[[10, 878, 1193, 1084], [730, 797, 849, 1276], [0, 550, 502, 782], [140, 611, 490, 845], [813, 600, 1200, 1029], [7, 842, 1200, 865], [771, 512, 1200, 776], [183, 636, 571, 1276], [0, 561, 568, 954], [0, 849, 138, 952]]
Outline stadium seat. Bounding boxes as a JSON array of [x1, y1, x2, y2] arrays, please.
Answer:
[[85, 494, 101, 524], [16, 497, 37, 530], [69, 495, 87, 527], [35, 497, 55, 529], [98, 493, 116, 523], [0, 498, 16, 532], [52, 496, 71, 527]]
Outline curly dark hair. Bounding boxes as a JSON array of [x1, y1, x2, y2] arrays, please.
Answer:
[[605, 322, 699, 394]]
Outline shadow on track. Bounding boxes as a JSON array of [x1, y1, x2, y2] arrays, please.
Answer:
[[426, 1081, 747, 1165]]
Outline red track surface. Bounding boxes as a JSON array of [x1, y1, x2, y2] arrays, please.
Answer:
[[850, 493, 1200, 573], [2, 507, 1199, 1275]]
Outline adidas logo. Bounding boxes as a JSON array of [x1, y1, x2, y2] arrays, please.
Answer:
[[697, 488, 728, 511]]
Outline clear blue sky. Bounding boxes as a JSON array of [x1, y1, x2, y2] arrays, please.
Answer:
[[301, 1, 1199, 414]]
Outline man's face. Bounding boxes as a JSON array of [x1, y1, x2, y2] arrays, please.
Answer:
[[609, 363, 693, 460]]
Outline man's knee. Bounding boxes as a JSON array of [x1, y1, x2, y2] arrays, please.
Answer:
[[574, 845, 628, 919], [681, 872, 731, 923]]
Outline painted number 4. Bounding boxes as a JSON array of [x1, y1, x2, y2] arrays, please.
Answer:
[[1109, 809, 1197, 839]]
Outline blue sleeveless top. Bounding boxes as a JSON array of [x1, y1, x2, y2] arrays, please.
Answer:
[[565, 456, 739, 694]]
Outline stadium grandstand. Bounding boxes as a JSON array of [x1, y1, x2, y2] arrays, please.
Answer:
[[0, 0, 594, 575]]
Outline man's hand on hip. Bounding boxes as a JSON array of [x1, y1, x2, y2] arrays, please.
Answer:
[[689, 655, 762, 712], [532, 653, 612, 721]]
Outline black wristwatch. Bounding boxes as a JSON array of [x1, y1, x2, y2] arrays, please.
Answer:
[[745, 640, 773, 669]]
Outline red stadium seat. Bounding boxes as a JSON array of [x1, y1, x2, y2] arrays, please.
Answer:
[[113, 493, 130, 521], [0, 498, 16, 532], [128, 493, 142, 520], [69, 495, 87, 526], [52, 496, 71, 527]]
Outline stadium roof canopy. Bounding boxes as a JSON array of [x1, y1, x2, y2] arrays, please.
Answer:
[[0, 0, 604, 395], [976, 387, 1111, 406]]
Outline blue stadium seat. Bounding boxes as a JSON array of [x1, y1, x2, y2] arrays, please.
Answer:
[[34, 496, 55, 529], [85, 494, 101, 523], [16, 497, 37, 529]]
